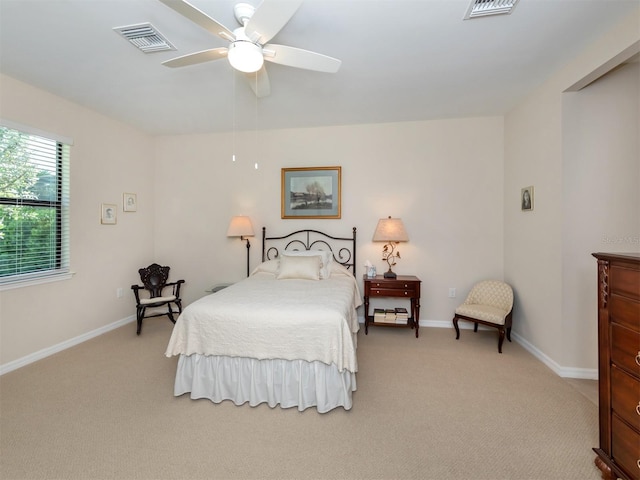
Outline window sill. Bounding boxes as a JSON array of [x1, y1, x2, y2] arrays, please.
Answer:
[[0, 272, 75, 291]]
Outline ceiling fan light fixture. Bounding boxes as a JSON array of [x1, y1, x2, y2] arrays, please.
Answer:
[[228, 41, 264, 73]]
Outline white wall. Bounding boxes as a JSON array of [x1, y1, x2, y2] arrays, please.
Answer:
[[0, 74, 156, 367], [562, 62, 640, 369], [504, 10, 639, 375], [153, 117, 505, 324]]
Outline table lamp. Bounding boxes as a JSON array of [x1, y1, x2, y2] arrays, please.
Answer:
[[372, 216, 409, 278]]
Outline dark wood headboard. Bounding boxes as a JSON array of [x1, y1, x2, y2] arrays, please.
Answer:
[[262, 227, 357, 276]]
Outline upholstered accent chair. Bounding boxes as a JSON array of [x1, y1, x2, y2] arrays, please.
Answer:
[[452, 280, 514, 353], [131, 263, 185, 335]]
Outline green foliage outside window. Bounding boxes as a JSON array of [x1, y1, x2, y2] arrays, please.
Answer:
[[0, 126, 64, 279]]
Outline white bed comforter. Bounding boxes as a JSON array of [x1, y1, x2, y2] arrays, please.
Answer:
[[165, 263, 362, 373]]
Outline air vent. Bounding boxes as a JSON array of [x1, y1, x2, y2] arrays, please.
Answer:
[[464, 0, 520, 19], [113, 23, 175, 53]]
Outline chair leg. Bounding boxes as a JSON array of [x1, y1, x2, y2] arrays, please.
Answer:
[[453, 316, 460, 340], [497, 327, 505, 353], [167, 304, 175, 324], [506, 326, 512, 342], [473, 322, 479, 332], [136, 307, 144, 335]]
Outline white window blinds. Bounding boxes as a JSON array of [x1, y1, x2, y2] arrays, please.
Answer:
[[0, 125, 71, 287]]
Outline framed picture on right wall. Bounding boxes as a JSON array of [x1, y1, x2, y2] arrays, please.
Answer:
[[521, 186, 534, 211]]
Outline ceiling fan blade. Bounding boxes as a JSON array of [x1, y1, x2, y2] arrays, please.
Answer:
[[263, 44, 341, 73], [162, 48, 228, 68], [245, 67, 271, 98], [244, 0, 303, 45], [158, 0, 235, 41]]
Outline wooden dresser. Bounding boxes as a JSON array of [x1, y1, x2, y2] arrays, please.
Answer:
[[592, 253, 640, 480]]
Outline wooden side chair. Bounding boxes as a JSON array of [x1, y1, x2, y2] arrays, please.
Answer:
[[452, 280, 514, 353], [131, 263, 185, 335]]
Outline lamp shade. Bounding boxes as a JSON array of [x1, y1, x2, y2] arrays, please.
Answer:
[[227, 41, 264, 73], [372, 217, 409, 243], [227, 216, 255, 238]]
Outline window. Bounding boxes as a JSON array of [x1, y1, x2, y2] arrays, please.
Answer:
[[0, 124, 71, 288]]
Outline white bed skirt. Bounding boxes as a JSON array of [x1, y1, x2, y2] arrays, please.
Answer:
[[174, 354, 357, 413]]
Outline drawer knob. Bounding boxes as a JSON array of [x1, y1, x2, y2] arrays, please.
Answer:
[[404, 292, 408, 295], [636, 402, 640, 416], [636, 351, 640, 366]]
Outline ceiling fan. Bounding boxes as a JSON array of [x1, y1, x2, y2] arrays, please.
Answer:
[[158, 0, 342, 97]]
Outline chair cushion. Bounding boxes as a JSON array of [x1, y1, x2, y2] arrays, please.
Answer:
[[140, 295, 176, 305], [464, 280, 513, 312], [455, 304, 509, 325]]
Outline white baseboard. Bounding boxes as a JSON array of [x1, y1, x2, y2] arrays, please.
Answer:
[[359, 316, 598, 380], [0, 315, 135, 376], [4, 315, 598, 380], [511, 331, 598, 380]]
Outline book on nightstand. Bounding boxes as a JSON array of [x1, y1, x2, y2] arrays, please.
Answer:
[[395, 307, 409, 324], [384, 309, 397, 323], [373, 308, 386, 323]]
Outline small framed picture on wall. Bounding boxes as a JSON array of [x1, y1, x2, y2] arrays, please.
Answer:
[[521, 186, 534, 211], [101, 203, 117, 224], [123, 193, 137, 212]]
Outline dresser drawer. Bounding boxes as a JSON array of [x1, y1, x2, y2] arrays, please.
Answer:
[[611, 323, 640, 379], [611, 414, 640, 480], [611, 265, 640, 301], [612, 365, 640, 431], [611, 294, 640, 333]]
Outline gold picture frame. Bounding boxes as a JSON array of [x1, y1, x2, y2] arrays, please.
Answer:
[[281, 166, 341, 219]]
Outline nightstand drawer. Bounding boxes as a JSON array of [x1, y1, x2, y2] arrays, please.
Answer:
[[369, 287, 415, 297], [369, 280, 416, 290]]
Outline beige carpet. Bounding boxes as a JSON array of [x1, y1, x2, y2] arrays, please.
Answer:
[[1, 320, 601, 480]]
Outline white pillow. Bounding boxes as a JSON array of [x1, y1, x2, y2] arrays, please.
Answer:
[[282, 250, 333, 279], [250, 259, 279, 276], [276, 255, 321, 280], [328, 261, 352, 278]]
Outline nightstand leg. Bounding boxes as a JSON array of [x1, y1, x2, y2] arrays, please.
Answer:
[[364, 295, 370, 335], [412, 298, 420, 338]]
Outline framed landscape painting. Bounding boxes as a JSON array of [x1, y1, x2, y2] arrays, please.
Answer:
[[281, 166, 341, 219]]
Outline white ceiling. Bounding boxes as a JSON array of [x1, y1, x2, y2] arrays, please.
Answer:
[[1, 0, 638, 136]]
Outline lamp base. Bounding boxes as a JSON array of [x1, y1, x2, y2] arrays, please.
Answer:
[[383, 270, 397, 279]]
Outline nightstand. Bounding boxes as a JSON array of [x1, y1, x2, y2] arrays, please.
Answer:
[[205, 283, 233, 294], [363, 275, 422, 338]]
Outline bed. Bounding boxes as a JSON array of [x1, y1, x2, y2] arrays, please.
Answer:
[[165, 227, 360, 413]]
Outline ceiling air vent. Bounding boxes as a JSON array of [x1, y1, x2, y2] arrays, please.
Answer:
[[464, 0, 520, 19], [113, 23, 175, 53]]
